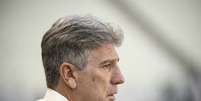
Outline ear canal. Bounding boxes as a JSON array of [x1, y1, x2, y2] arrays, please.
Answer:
[[64, 69, 69, 80], [68, 78, 77, 89]]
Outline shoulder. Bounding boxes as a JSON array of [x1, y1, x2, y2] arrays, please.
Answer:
[[36, 88, 69, 101], [36, 99, 44, 101]]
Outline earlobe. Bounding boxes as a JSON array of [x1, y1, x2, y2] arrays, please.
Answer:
[[68, 78, 77, 89]]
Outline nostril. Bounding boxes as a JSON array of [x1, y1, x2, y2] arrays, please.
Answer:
[[118, 74, 125, 84], [111, 72, 125, 85], [120, 75, 125, 84]]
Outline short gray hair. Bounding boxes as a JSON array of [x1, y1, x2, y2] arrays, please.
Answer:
[[41, 15, 124, 89]]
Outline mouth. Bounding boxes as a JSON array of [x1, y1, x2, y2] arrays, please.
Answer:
[[107, 92, 117, 101]]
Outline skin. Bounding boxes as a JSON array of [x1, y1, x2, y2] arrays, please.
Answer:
[[56, 43, 125, 101]]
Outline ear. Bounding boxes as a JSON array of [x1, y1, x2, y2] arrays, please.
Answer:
[[59, 63, 78, 89]]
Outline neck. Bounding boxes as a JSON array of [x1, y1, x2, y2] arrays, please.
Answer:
[[55, 79, 79, 101]]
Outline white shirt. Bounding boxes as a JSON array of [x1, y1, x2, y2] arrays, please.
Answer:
[[37, 88, 69, 101]]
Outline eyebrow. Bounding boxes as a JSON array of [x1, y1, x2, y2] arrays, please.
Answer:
[[99, 58, 119, 66]]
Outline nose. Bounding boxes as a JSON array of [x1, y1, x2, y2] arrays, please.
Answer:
[[111, 67, 125, 85]]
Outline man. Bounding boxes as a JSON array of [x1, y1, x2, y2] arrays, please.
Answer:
[[38, 15, 125, 101]]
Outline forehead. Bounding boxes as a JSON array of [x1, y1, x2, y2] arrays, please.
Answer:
[[87, 44, 119, 64]]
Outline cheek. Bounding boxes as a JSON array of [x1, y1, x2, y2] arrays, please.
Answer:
[[77, 67, 112, 99], [91, 72, 111, 93]]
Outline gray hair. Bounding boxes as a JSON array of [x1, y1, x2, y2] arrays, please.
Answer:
[[41, 15, 124, 89]]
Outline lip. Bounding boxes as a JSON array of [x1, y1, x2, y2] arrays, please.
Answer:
[[108, 95, 115, 101], [108, 92, 117, 96], [107, 92, 117, 101]]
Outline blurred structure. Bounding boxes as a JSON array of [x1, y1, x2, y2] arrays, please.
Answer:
[[0, 0, 201, 101], [108, 0, 201, 101]]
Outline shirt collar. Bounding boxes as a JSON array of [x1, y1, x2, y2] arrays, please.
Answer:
[[43, 88, 69, 101]]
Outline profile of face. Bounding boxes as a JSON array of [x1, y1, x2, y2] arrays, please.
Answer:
[[74, 43, 125, 101]]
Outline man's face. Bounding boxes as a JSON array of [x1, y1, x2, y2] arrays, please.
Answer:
[[75, 43, 125, 101]]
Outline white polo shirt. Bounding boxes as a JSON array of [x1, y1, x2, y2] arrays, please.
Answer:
[[37, 88, 69, 101]]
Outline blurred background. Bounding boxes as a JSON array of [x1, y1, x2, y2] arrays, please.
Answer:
[[0, 0, 201, 101]]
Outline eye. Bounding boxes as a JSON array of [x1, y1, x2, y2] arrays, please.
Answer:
[[102, 63, 113, 72]]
